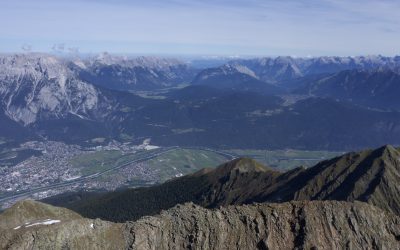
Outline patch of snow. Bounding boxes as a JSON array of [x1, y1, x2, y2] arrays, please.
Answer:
[[25, 219, 61, 228], [13, 219, 61, 230]]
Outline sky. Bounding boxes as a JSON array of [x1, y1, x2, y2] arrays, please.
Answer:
[[0, 0, 399, 56]]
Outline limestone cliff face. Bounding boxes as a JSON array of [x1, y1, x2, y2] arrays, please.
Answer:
[[1, 200, 400, 249]]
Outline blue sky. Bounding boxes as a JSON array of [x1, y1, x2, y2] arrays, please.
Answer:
[[1, 0, 399, 56]]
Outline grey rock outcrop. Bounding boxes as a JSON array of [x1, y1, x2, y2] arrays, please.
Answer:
[[1, 200, 400, 249], [127, 201, 400, 250]]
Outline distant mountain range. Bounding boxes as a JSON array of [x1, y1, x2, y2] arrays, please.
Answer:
[[192, 64, 284, 94], [1, 53, 400, 150], [225, 55, 400, 83], [75, 53, 198, 91], [294, 68, 400, 111], [191, 55, 400, 112]]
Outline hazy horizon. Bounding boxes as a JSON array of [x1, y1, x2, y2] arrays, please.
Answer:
[[1, 51, 399, 60]]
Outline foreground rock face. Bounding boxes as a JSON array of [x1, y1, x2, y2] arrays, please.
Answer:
[[127, 201, 400, 250], [1, 200, 400, 249]]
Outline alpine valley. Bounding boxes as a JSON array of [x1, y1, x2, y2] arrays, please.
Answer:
[[1, 53, 400, 149], [2, 53, 400, 249]]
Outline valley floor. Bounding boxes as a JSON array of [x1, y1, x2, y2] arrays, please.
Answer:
[[0, 140, 341, 210]]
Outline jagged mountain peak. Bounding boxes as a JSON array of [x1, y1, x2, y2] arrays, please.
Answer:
[[0, 54, 102, 125], [274, 55, 298, 64], [194, 63, 257, 80], [90, 53, 186, 69], [291, 145, 400, 215], [222, 63, 258, 78], [192, 63, 285, 95], [376, 144, 399, 156], [76, 54, 196, 91], [221, 55, 400, 83], [0, 53, 70, 78]]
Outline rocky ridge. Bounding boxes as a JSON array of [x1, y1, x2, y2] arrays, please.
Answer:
[[127, 201, 400, 250], [1, 200, 400, 249]]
